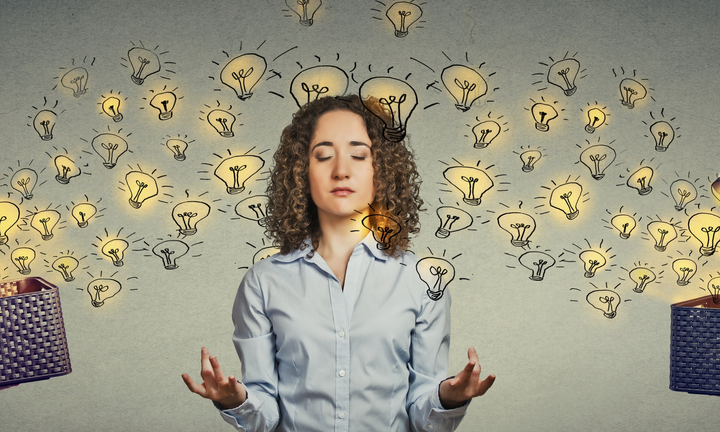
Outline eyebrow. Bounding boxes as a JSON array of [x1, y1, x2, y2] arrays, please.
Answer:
[[311, 141, 371, 151]]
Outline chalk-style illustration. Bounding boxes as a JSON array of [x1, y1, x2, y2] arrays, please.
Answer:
[[610, 213, 637, 239], [359, 77, 417, 142], [10, 168, 38, 200], [547, 58, 581, 96], [126, 46, 161, 85], [152, 240, 189, 270], [101, 238, 129, 267], [619, 78, 647, 109], [627, 166, 654, 195], [289, 65, 349, 107], [148, 89, 178, 120], [91, 133, 129, 169], [206, 108, 237, 138], [70, 202, 97, 228], [214, 155, 265, 195], [33, 110, 57, 141], [579, 144, 616, 180], [586, 289, 620, 319], [172, 201, 211, 236], [235, 195, 269, 226], [125, 171, 159, 209], [497, 212, 535, 247], [362, 214, 401, 250], [51, 256, 79, 282], [443, 166, 494, 206], [416, 256, 455, 301], [713, 177, 720, 202], [60, 67, 88, 98], [285, 0, 322, 26], [30, 209, 61, 241], [647, 220, 678, 252], [435, 206, 472, 239], [579, 250, 606, 278], [100, 94, 124, 122], [627, 266, 657, 293], [549, 182, 583, 220], [649, 121, 675, 152], [220, 53, 267, 100], [11, 247, 35, 275], [0, 201, 21, 245], [583, 107, 607, 134], [253, 246, 281, 264], [441, 65, 488, 112], [669, 179, 697, 211], [471, 121, 500, 149], [672, 258, 696, 286], [528, 98, 561, 132], [707, 277, 720, 303], [165, 137, 190, 161], [518, 149, 542, 173], [53, 155, 81, 184], [386, 1, 423, 38], [519, 251, 556, 281], [87, 278, 121, 307], [687, 212, 720, 256]]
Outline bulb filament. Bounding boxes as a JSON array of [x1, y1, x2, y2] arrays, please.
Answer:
[[700, 225, 720, 248], [177, 211, 198, 230], [599, 295, 616, 317], [231, 67, 254, 98], [557, 68, 572, 90], [133, 56, 151, 80], [443, 215, 460, 230], [560, 191, 576, 214], [429, 265, 448, 293], [16, 177, 31, 197], [678, 267, 693, 284], [711, 283, 720, 303], [510, 222, 531, 242], [379, 94, 407, 130], [102, 142, 119, 164], [453, 79, 477, 109], [132, 180, 148, 203], [229, 165, 248, 188], [215, 117, 230, 132], [92, 284, 109, 307], [249, 203, 266, 219], [301, 82, 329, 105], [460, 176, 478, 200], [533, 259, 547, 278], [14, 255, 29, 271]]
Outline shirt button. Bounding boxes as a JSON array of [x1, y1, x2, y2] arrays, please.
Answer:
[[339, 411, 345, 419], [428, 425, 434, 429], [339, 370, 346, 377], [338, 330, 345, 338]]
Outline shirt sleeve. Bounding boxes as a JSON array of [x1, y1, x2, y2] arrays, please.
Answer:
[[217, 265, 281, 432]]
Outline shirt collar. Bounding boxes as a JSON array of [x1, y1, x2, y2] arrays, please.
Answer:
[[271, 231, 390, 264]]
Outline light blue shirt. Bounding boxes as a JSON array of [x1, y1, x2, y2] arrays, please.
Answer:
[[219, 233, 469, 431]]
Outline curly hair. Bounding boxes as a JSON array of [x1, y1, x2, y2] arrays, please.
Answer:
[[265, 94, 423, 256]]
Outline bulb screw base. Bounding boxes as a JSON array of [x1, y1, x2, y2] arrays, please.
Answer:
[[564, 86, 577, 97], [474, 142, 489, 149], [535, 122, 549, 132], [435, 228, 450, 239], [226, 186, 245, 195]]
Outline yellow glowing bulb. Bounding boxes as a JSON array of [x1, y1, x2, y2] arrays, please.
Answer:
[[579, 145, 616, 180], [629, 267, 656, 293], [33, 109, 57, 141], [670, 179, 697, 211], [0, 201, 21, 245], [285, 0, 323, 26], [101, 239, 129, 267], [220, 54, 267, 100], [649, 121, 674, 152], [627, 166, 654, 195], [10, 168, 38, 200], [531, 103, 558, 132], [30, 209, 61, 241], [648, 221, 677, 252], [386, 1, 423, 37], [671, 258, 696, 286], [610, 214, 636, 239], [207, 109, 236, 137], [214, 155, 265, 195], [579, 250, 606, 278], [166, 139, 188, 161], [520, 150, 542, 172], [92, 133, 129, 169], [549, 182, 582, 220], [71, 203, 97, 228], [101, 96, 123, 122], [172, 201, 211, 236], [708, 277, 720, 304], [149, 91, 177, 120], [11, 247, 36, 275], [289, 65, 349, 107], [443, 166, 494, 206], [497, 212, 536, 247], [52, 256, 79, 282], [359, 77, 418, 142], [87, 278, 122, 307], [441, 65, 488, 112], [687, 212, 720, 256], [471, 121, 501, 149], [54, 155, 81, 184], [362, 214, 402, 250], [584, 108, 606, 133], [125, 171, 158, 209]]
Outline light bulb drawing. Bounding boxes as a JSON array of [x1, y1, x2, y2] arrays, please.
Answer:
[[214, 155, 265, 195], [386, 1, 423, 37], [443, 166, 494, 206], [0, 201, 20, 245], [52, 256, 79, 282], [11, 247, 35, 275], [650, 121, 674, 152], [416, 257, 455, 301], [71, 202, 97, 228], [435, 206, 472, 239], [579, 250, 606, 278], [60, 67, 88, 98], [128, 46, 160, 85], [207, 109, 236, 137], [235, 195, 270, 226], [285, 0, 322, 26], [707, 277, 720, 304], [584, 108, 606, 133], [531, 102, 558, 132], [149, 91, 177, 120], [619, 78, 647, 109], [647, 220, 678, 252], [152, 240, 189, 270], [220, 53, 267, 100], [253, 246, 281, 264], [87, 278, 122, 308], [518, 251, 555, 281], [10, 168, 38, 200], [125, 171, 158, 209], [172, 201, 211, 236], [101, 239, 129, 267], [549, 182, 582, 220], [670, 179, 697, 211], [547, 58, 580, 96], [497, 212, 536, 247], [579, 145, 616, 180], [441, 65, 488, 112], [627, 166, 654, 195], [610, 214, 637, 239], [166, 138, 188, 161], [586, 289, 620, 319], [519, 150, 542, 172], [33, 110, 57, 141], [101, 96, 123, 122], [362, 214, 402, 250], [687, 212, 720, 256], [54, 155, 81, 184], [30, 209, 61, 241], [712, 177, 720, 202], [672, 258, 696, 286], [289, 65, 349, 108], [359, 77, 417, 142], [471, 121, 500, 149], [629, 267, 656, 293], [91, 133, 129, 169]]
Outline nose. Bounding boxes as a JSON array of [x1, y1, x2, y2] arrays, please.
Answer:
[[332, 154, 350, 179]]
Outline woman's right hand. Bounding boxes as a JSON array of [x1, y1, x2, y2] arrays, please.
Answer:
[[182, 347, 247, 410]]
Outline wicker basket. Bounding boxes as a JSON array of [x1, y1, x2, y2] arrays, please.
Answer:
[[670, 295, 720, 396], [0, 277, 72, 388]]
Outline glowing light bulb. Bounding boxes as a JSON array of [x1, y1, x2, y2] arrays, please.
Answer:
[[92, 133, 129, 169], [359, 77, 417, 142], [149, 91, 177, 120], [687, 212, 720, 256], [214, 155, 265, 195], [443, 166, 494, 206], [101, 96, 123, 122], [579, 250, 606, 278], [586, 289, 620, 319], [386, 1, 423, 37], [11, 247, 35, 275], [671, 258, 696, 286], [152, 240, 189, 270], [285, 0, 322, 26], [627, 166, 654, 195], [33, 110, 57, 141], [708, 277, 720, 304], [435, 206, 472, 239], [670, 179, 697, 211], [54, 155, 81, 184], [0, 201, 20, 245], [610, 214, 636, 239], [207, 109, 236, 138], [531, 103, 558, 132], [471, 121, 500, 149], [235, 195, 269, 226], [87, 278, 122, 307], [497, 212, 536, 247], [253, 246, 281, 264], [619, 78, 646, 109], [584, 108, 606, 133], [52, 256, 79, 282], [519, 150, 542, 172], [60, 67, 89, 98], [166, 139, 188, 161], [289, 65, 349, 107], [579, 145, 616, 180], [629, 267, 656, 293], [416, 257, 455, 301], [30, 209, 60, 241], [101, 239, 128, 267], [128, 47, 160, 85], [71, 203, 97, 228], [649, 121, 674, 152], [172, 201, 211, 236], [441, 65, 488, 112], [647, 221, 677, 252], [547, 58, 580, 96], [549, 182, 582, 220], [220, 54, 267, 100], [125, 171, 158, 209], [518, 251, 555, 281], [11, 168, 38, 200], [362, 214, 401, 250]]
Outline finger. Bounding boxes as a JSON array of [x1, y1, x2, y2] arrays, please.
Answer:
[[200, 347, 212, 372], [181, 373, 207, 396], [467, 346, 479, 365], [476, 374, 496, 396], [210, 355, 227, 383]]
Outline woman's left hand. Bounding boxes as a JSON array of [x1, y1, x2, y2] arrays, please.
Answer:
[[438, 346, 496, 409]]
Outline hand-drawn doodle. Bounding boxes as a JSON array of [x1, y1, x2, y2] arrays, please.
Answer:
[[51, 256, 79, 282], [629, 266, 657, 293], [441, 65, 488, 112], [627, 166, 654, 195], [443, 166, 494, 206], [30, 209, 61, 241], [386, 1, 423, 38], [101, 238, 129, 267], [206, 108, 237, 137], [619, 78, 647, 109], [166, 138, 189, 161], [610, 214, 637, 239], [530, 100, 558, 132], [214, 155, 265, 195], [497, 212, 535, 247], [547, 58, 580, 96], [584, 107, 607, 133], [471, 121, 500, 149], [220, 54, 267, 100], [252, 246, 281, 264], [669, 179, 697, 211], [519, 149, 542, 172], [435, 206, 472, 239], [70, 202, 97, 228], [579, 250, 606, 278], [359, 77, 417, 142], [579, 144, 616, 180], [708, 277, 720, 303], [290, 65, 349, 108], [0, 201, 21, 245], [416, 256, 455, 301], [91, 133, 129, 169], [125, 171, 159, 209], [362, 214, 402, 250], [87, 278, 122, 307], [672, 258, 696, 286], [586, 289, 620, 319], [60, 67, 88, 98], [11, 247, 36, 275], [285, 0, 322, 26], [33, 110, 57, 141], [647, 220, 678, 252], [149, 90, 178, 120], [518, 251, 555, 281], [172, 201, 211, 236], [687, 212, 720, 256], [235, 195, 269, 226], [713, 177, 720, 202], [649, 120, 675, 151], [152, 240, 189, 270], [127, 46, 160, 85], [53, 155, 81, 184], [10, 168, 38, 200], [549, 182, 582, 220], [101, 95, 123, 122]]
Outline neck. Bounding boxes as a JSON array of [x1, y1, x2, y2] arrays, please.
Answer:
[[315, 209, 371, 261]]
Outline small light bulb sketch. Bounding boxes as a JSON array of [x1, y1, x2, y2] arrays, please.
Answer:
[[30, 209, 61, 241], [220, 53, 267, 100], [627, 166, 654, 195], [443, 166, 494, 206], [149, 90, 177, 120], [101, 238, 129, 267], [60, 67, 89, 98], [235, 195, 270, 226], [707, 277, 720, 304], [11, 167, 38, 200], [125, 171, 159, 209], [52, 256, 79, 282], [152, 240, 189, 270], [531, 102, 558, 132], [71, 202, 97, 228], [672, 258, 696, 286], [441, 65, 488, 112], [579, 144, 616, 180], [91, 133, 129, 169], [0, 201, 21, 245], [649, 121, 675, 151], [87, 278, 122, 307], [101, 96, 123, 122], [166, 138, 188, 161], [206, 108, 237, 137], [54, 155, 81, 184], [214, 155, 265, 195], [619, 78, 647, 109], [11, 247, 36, 275], [362, 214, 401, 250], [547, 58, 580, 96], [687, 212, 720, 257], [285, 0, 323, 26], [435, 206, 473, 239], [416, 256, 455, 301], [290, 65, 349, 107], [359, 77, 417, 142], [579, 250, 606, 278], [519, 149, 542, 173], [628, 267, 656, 293], [647, 220, 678, 252], [584, 107, 607, 133], [253, 246, 281, 264], [549, 182, 583, 220], [386, 1, 423, 38], [586, 289, 620, 319], [471, 121, 500, 149], [497, 212, 536, 247], [33, 109, 57, 141], [127, 46, 160, 85], [172, 201, 211, 236], [610, 214, 637, 239], [670, 179, 697, 211], [518, 251, 555, 281]]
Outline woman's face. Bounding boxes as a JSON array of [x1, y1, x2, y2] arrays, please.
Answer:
[[308, 109, 376, 224]]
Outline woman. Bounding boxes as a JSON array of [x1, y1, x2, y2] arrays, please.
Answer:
[[182, 95, 495, 431]]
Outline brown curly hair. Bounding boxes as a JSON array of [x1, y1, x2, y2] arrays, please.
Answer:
[[265, 95, 423, 256]]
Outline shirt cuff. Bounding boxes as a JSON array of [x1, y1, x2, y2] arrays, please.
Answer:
[[433, 377, 471, 414]]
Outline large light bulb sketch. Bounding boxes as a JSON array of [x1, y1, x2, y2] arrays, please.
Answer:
[[547, 58, 580, 96], [579, 145, 616, 180], [289, 65, 349, 107], [33, 110, 57, 141], [235, 195, 269, 226], [647, 221, 677, 252], [441, 65, 488, 112], [214, 155, 265, 195], [30, 209, 61, 241], [629, 267, 656, 293], [670, 179, 697, 211], [619, 78, 647, 109], [128, 47, 160, 85], [610, 214, 636, 239], [671, 258, 696, 286], [207, 109, 236, 137], [471, 121, 500, 149], [172, 201, 211, 236], [220, 54, 267, 100], [60, 67, 88, 98], [286, 0, 322, 26], [443, 166, 493, 206], [126, 171, 158, 209], [52, 256, 79, 282], [687, 212, 720, 256], [650, 121, 674, 152], [627, 166, 654, 195], [54, 155, 81, 184], [253, 246, 281, 264], [584, 108, 606, 133], [531, 103, 558, 132], [87, 278, 122, 307], [71, 202, 97, 228], [92, 133, 129, 169], [586, 290, 620, 319], [435, 206, 472, 239], [549, 182, 582, 220], [149, 91, 177, 120], [497, 212, 536, 247], [359, 77, 417, 142], [101, 239, 128, 267], [520, 150, 542, 172], [519, 251, 555, 281], [362, 214, 401, 250], [0, 201, 20, 245], [166, 138, 188, 161], [416, 257, 455, 301], [708, 277, 720, 304], [10, 168, 38, 200], [152, 240, 189, 270], [11, 247, 35, 275], [386, 1, 423, 37], [579, 250, 606, 278], [101, 96, 123, 122]]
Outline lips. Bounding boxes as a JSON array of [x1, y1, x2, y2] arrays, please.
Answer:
[[331, 187, 354, 196]]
